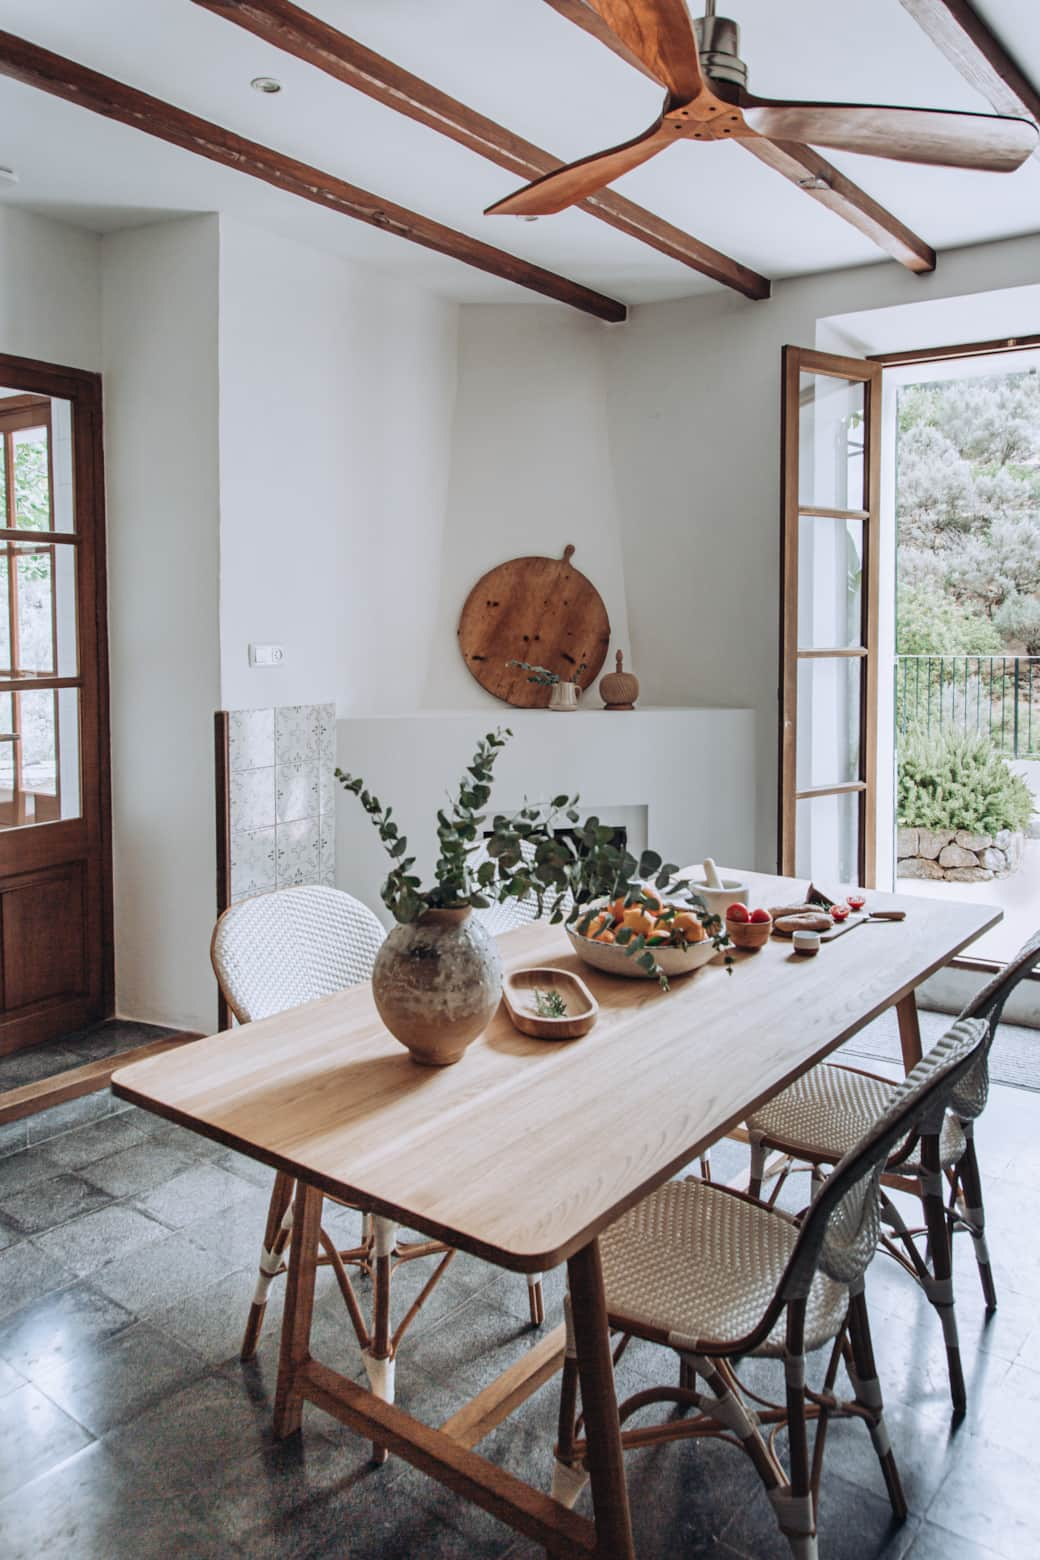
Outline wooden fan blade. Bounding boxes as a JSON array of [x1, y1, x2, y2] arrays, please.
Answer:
[[741, 98, 1038, 172], [584, 0, 703, 101], [485, 117, 677, 216]]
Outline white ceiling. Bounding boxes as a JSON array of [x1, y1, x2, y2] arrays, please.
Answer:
[[1, 0, 1039, 307]]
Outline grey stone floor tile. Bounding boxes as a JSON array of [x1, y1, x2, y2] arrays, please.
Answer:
[[405, 1293, 553, 1395], [80, 1139, 196, 1198], [91, 1229, 238, 1317], [925, 1433, 1040, 1554], [0, 1117, 28, 1158], [0, 1047, 82, 1090], [32, 1203, 169, 1277], [152, 1266, 286, 1368], [0, 1379, 94, 1499], [213, 1145, 277, 1189], [124, 1106, 228, 1158], [0, 1220, 21, 1251], [30, 1320, 208, 1437], [180, 1183, 279, 1268], [0, 1355, 25, 1397], [902, 1523, 1006, 1559], [63, 1020, 176, 1062], [0, 1143, 69, 1196], [26, 1091, 122, 1146], [0, 1281, 135, 1377], [103, 1367, 274, 1495], [0, 1240, 76, 1322], [0, 1439, 229, 1560], [38, 1112, 148, 1170], [134, 1161, 257, 1229], [2, 1170, 113, 1235]]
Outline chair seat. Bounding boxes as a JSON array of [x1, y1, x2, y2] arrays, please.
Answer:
[[599, 1179, 848, 1358], [746, 1063, 966, 1171]]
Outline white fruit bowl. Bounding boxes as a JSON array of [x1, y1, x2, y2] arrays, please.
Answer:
[[565, 905, 720, 980]]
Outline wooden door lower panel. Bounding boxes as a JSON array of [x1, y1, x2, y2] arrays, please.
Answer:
[[0, 860, 96, 1055]]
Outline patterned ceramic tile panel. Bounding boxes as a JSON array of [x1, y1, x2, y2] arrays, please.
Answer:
[[226, 703, 335, 903]]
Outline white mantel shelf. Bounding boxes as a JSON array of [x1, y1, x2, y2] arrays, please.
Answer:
[[334, 708, 756, 924]]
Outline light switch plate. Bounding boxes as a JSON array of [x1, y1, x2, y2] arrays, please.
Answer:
[[249, 643, 286, 667]]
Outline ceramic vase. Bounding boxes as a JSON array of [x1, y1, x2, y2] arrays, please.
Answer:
[[371, 907, 502, 1066]]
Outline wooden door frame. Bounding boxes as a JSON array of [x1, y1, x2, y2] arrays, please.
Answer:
[[779, 346, 882, 886], [0, 351, 113, 1049]]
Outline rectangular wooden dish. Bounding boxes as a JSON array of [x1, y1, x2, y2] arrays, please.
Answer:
[[502, 967, 599, 1040]]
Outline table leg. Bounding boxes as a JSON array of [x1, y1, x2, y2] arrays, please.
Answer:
[[896, 992, 923, 1072], [273, 1181, 322, 1439], [566, 1240, 636, 1560]]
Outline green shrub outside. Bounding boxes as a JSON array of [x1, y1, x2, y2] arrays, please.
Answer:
[[896, 583, 1003, 656], [897, 724, 1033, 834]]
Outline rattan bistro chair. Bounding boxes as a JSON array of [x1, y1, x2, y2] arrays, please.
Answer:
[[551, 1019, 988, 1560], [743, 928, 1040, 1413], [211, 886, 545, 1413]]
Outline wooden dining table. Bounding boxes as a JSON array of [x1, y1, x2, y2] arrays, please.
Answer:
[[112, 869, 999, 1559]]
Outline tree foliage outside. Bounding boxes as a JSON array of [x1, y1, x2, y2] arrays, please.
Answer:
[[897, 725, 1033, 834], [896, 370, 1040, 654]]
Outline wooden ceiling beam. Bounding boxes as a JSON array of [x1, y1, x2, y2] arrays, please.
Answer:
[[0, 29, 627, 323], [189, 0, 769, 301], [545, 0, 936, 274], [899, 0, 1040, 163]]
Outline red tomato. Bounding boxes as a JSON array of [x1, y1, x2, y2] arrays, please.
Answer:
[[748, 907, 772, 924], [830, 903, 850, 922], [726, 903, 750, 923]]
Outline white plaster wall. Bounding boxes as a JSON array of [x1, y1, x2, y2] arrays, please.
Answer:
[[102, 215, 221, 1032], [217, 217, 458, 716], [425, 305, 631, 708], [0, 206, 101, 370]]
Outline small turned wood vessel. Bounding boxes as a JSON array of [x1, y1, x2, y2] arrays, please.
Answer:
[[599, 651, 639, 710]]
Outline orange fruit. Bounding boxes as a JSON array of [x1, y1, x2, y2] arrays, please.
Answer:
[[673, 911, 706, 943], [595, 928, 615, 944], [586, 912, 614, 941], [621, 906, 657, 937]]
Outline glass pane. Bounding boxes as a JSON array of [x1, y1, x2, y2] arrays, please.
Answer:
[[12, 424, 51, 531], [6, 543, 78, 678], [796, 657, 862, 789], [797, 516, 864, 649], [0, 687, 80, 828], [795, 790, 860, 884], [798, 373, 865, 510]]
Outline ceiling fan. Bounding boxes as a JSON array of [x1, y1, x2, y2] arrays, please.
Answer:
[[486, 0, 1038, 217]]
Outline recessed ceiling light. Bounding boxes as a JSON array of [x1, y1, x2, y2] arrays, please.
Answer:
[[0, 167, 18, 186], [517, 215, 539, 223], [250, 76, 282, 94]]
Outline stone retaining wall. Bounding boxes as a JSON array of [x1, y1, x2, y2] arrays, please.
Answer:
[[896, 827, 1025, 882]]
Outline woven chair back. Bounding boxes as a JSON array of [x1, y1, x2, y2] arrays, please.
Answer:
[[950, 925, 1040, 1122], [781, 1016, 989, 1298], [212, 885, 385, 1024]]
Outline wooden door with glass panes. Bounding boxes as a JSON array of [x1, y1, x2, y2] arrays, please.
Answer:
[[779, 347, 881, 888], [0, 356, 111, 1055]]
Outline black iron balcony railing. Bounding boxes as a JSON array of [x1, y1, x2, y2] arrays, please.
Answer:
[[896, 655, 1040, 758]]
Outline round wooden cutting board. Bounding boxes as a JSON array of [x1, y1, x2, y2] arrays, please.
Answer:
[[458, 545, 611, 707]]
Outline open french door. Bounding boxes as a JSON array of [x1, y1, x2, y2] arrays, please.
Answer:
[[779, 347, 882, 887]]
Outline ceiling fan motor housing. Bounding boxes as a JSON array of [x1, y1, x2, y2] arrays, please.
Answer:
[[693, 14, 748, 89]]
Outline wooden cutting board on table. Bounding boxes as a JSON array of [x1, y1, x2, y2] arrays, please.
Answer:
[[457, 544, 610, 707]]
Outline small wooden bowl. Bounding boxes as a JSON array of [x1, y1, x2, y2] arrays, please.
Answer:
[[726, 914, 772, 950], [502, 967, 599, 1040]]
